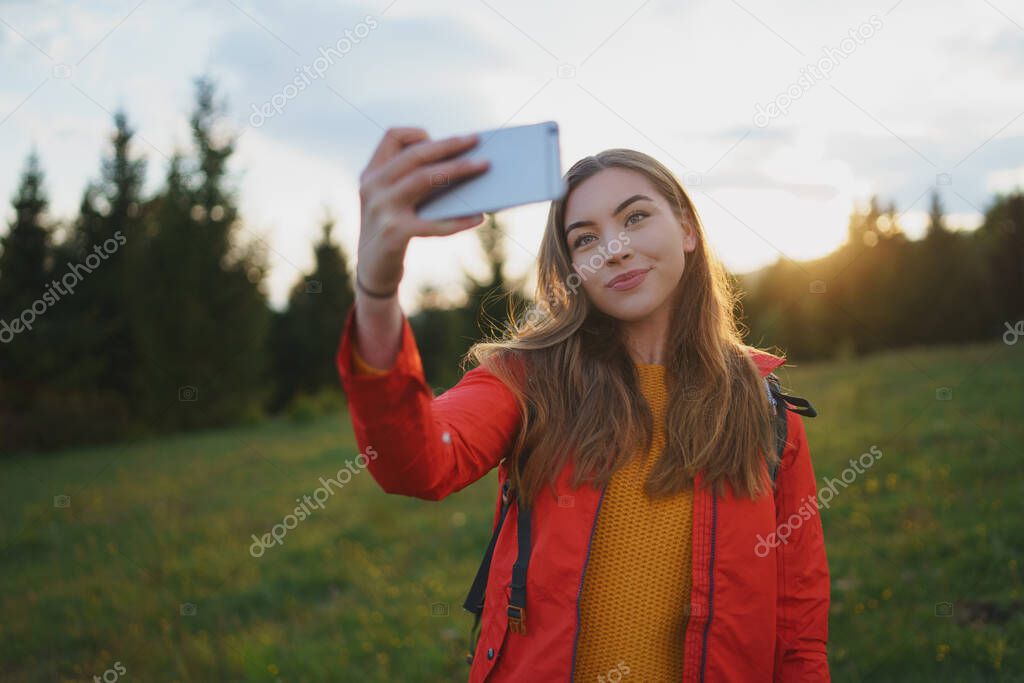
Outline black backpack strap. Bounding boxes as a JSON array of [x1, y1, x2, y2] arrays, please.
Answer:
[[464, 402, 539, 664], [769, 371, 818, 418], [462, 478, 513, 664], [765, 374, 787, 485], [507, 499, 531, 634], [765, 372, 817, 486]]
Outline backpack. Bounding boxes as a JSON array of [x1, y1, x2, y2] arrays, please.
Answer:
[[461, 372, 817, 664]]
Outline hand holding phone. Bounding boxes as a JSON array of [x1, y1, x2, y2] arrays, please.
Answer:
[[415, 120, 566, 221], [351, 123, 564, 370], [355, 128, 492, 297], [355, 122, 566, 300]]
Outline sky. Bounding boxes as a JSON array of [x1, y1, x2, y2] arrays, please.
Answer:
[[1, 0, 1022, 311]]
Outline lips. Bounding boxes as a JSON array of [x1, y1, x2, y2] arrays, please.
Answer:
[[606, 267, 651, 290]]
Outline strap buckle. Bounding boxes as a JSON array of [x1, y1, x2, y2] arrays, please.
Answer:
[[507, 605, 527, 635]]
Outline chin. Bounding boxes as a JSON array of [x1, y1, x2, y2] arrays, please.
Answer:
[[597, 298, 659, 322]]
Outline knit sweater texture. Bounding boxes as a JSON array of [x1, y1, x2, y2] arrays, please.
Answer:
[[572, 363, 693, 682]]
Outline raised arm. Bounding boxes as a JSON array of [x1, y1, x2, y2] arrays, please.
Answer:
[[773, 409, 832, 681], [336, 126, 517, 501], [336, 303, 521, 500]]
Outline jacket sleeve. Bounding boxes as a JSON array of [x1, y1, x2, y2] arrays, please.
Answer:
[[773, 409, 831, 682], [351, 344, 390, 375], [335, 304, 522, 501]]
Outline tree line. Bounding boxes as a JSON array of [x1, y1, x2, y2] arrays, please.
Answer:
[[739, 191, 1023, 360], [1, 76, 1020, 455]]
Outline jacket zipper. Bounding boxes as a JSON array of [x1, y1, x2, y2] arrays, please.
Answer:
[[698, 488, 718, 682], [568, 483, 608, 682], [566, 485, 718, 682]]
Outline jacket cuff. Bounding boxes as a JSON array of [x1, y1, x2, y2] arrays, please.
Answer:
[[351, 344, 391, 376], [335, 304, 430, 417]]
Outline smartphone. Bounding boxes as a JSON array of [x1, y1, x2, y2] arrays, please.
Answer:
[[415, 120, 566, 221]]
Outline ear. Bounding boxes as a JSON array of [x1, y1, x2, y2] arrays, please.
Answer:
[[681, 219, 697, 253]]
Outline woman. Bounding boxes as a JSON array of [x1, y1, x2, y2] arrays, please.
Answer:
[[337, 127, 831, 682]]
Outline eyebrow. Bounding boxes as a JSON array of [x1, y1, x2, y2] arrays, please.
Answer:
[[564, 194, 653, 235]]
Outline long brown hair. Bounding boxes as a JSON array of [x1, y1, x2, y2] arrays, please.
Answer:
[[466, 148, 779, 505]]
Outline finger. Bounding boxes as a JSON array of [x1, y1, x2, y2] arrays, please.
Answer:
[[409, 212, 487, 238], [380, 132, 481, 186], [387, 155, 490, 208], [365, 127, 429, 173]]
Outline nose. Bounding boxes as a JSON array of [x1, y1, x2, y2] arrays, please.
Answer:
[[604, 237, 633, 265]]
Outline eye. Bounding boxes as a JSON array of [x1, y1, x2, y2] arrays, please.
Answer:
[[625, 210, 648, 227], [570, 210, 648, 249], [572, 233, 596, 249]]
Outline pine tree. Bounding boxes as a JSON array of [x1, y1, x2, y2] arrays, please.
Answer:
[[464, 214, 522, 337], [271, 216, 354, 410], [0, 150, 54, 401], [56, 110, 145, 397], [979, 191, 1024, 324], [0, 151, 51, 312], [925, 189, 949, 238], [913, 189, 989, 344], [132, 76, 270, 430]]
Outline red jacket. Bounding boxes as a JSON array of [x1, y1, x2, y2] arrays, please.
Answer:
[[336, 306, 831, 682]]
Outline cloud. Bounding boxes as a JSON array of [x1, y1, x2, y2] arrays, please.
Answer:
[[209, 3, 506, 170]]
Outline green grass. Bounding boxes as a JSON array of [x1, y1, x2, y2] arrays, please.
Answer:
[[1, 340, 1021, 682], [776, 339, 1023, 682]]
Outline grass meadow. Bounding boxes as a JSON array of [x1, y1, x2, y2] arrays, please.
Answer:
[[1, 339, 1021, 681]]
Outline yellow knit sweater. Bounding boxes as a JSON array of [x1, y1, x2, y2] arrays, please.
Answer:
[[351, 349, 693, 679], [573, 363, 694, 683]]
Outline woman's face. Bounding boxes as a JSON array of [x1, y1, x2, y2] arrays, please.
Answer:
[[562, 167, 696, 323]]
